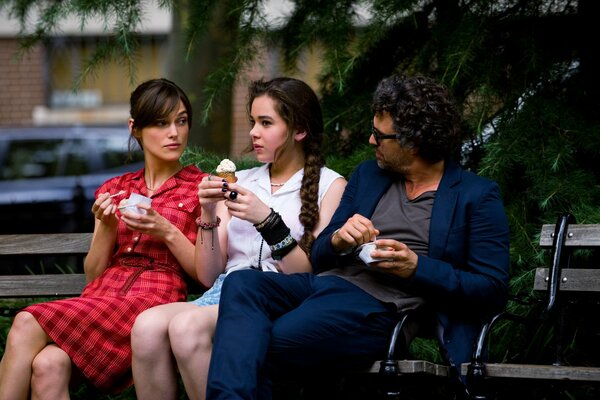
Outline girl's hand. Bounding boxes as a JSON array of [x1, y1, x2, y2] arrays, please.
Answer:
[[91, 192, 119, 227], [198, 175, 229, 215], [221, 182, 271, 225]]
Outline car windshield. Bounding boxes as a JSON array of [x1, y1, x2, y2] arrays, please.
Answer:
[[98, 136, 140, 171], [0, 132, 141, 181], [1, 139, 73, 179]]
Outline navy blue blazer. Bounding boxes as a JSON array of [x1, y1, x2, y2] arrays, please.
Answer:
[[310, 159, 510, 371]]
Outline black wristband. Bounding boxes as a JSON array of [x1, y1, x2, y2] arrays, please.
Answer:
[[257, 212, 290, 245], [253, 208, 275, 230]]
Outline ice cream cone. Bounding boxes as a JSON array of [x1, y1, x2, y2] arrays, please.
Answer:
[[215, 159, 237, 182], [216, 171, 237, 183]]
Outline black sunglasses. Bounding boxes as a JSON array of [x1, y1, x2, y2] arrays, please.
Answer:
[[372, 124, 401, 146]]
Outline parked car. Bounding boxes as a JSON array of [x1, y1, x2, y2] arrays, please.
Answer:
[[0, 126, 144, 234]]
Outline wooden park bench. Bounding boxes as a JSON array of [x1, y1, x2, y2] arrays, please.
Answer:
[[0, 233, 91, 299], [276, 304, 460, 400], [346, 307, 458, 399], [0, 233, 214, 301], [0, 232, 459, 399], [462, 214, 600, 399]]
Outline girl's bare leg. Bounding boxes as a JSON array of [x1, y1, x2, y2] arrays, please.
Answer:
[[31, 344, 71, 400], [169, 305, 219, 400], [132, 302, 198, 400], [0, 311, 51, 400]]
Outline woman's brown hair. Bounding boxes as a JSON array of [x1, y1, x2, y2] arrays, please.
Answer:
[[128, 78, 192, 152]]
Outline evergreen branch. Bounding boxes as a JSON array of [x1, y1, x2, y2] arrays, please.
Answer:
[[2, 0, 147, 87], [195, 2, 260, 124], [195, 0, 263, 124], [183, 0, 218, 61], [199, 36, 258, 124]]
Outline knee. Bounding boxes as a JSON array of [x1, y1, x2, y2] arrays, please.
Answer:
[[31, 348, 71, 385], [169, 311, 214, 361], [221, 270, 248, 291], [6, 312, 38, 347], [221, 270, 265, 301], [220, 271, 283, 312], [131, 309, 169, 358]]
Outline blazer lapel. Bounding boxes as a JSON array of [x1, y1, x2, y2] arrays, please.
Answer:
[[428, 160, 461, 259]]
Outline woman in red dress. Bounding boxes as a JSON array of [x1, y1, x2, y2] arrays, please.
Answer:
[[0, 78, 206, 398]]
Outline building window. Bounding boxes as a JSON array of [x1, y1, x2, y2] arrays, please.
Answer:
[[46, 35, 168, 108]]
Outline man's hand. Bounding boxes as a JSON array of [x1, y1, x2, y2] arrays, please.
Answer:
[[331, 214, 379, 254], [369, 238, 418, 278]]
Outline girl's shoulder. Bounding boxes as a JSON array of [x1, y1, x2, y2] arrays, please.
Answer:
[[320, 165, 343, 177], [315, 166, 345, 201], [319, 166, 344, 185]]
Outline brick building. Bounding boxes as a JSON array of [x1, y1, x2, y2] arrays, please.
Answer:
[[0, 40, 45, 126], [0, 4, 322, 158]]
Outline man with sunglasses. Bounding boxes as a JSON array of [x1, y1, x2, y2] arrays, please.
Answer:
[[206, 74, 510, 399]]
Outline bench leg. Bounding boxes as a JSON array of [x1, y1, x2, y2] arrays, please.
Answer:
[[378, 360, 402, 399], [465, 362, 490, 400]]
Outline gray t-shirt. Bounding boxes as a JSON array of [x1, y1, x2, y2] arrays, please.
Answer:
[[319, 180, 435, 311]]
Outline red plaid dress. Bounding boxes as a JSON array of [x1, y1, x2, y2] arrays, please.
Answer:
[[23, 165, 206, 392]]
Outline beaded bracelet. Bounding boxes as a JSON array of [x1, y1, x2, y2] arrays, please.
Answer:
[[269, 234, 298, 260], [196, 216, 221, 230], [270, 234, 296, 252], [196, 216, 221, 250]]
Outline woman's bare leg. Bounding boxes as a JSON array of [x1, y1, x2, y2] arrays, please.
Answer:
[[169, 305, 219, 400], [0, 311, 51, 400], [132, 302, 198, 400], [31, 344, 71, 400]]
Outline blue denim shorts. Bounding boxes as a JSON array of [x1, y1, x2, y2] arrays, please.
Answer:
[[189, 273, 226, 306]]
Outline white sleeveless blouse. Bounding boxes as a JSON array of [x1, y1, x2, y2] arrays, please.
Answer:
[[225, 164, 343, 273]]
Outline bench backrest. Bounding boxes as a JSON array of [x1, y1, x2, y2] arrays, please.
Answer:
[[466, 215, 600, 377], [535, 222, 600, 294], [539, 223, 600, 248], [0, 233, 92, 298], [0, 232, 204, 299], [0, 233, 92, 255]]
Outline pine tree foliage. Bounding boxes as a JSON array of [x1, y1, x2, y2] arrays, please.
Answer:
[[0, 0, 148, 85], [3, 0, 600, 387]]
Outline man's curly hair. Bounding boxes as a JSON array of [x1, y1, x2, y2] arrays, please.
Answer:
[[372, 75, 462, 162]]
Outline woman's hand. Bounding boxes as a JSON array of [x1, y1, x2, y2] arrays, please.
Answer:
[[119, 204, 175, 241], [91, 192, 119, 227], [221, 182, 271, 225]]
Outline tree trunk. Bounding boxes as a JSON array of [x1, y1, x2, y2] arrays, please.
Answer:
[[165, 0, 236, 155]]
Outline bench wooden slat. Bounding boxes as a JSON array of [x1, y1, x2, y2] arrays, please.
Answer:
[[0, 274, 87, 298], [0, 233, 92, 255], [364, 360, 449, 377], [461, 363, 600, 381], [539, 224, 600, 248], [462, 220, 600, 398], [534, 267, 600, 292]]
